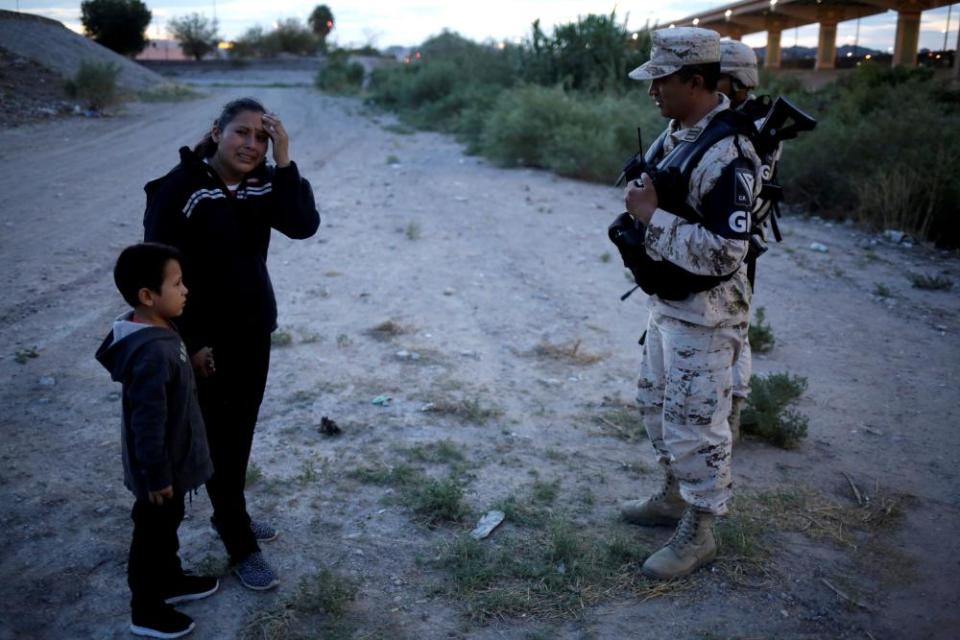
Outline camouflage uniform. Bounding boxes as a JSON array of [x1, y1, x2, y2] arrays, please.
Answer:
[[635, 93, 762, 516], [720, 40, 760, 403]]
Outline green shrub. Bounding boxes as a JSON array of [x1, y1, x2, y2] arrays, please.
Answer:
[[65, 61, 121, 111], [780, 65, 960, 247], [315, 52, 364, 94], [232, 19, 318, 58], [408, 476, 469, 525], [748, 306, 775, 354], [137, 83, 201, 102], [741, 372, 809, 449], [909, 272, 952, 290], [478, 85, 660, 182]]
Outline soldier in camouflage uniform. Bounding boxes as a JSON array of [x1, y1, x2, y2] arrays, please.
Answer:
[[719, 40, 761, 442], [619, 27, 763, 579], [718, 40, 760, 111]]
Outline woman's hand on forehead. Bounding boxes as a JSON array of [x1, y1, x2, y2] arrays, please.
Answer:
[[261, 112, 290, 168]]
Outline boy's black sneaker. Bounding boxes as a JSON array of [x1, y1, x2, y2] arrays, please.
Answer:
[[163, 574, 219, 605], [130, 606, 195, 639]]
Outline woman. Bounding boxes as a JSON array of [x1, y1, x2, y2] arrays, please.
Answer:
[[143, 97, 319, 590]]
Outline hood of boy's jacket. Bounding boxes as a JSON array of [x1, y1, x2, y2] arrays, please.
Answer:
[[95, 312, 181, 381]]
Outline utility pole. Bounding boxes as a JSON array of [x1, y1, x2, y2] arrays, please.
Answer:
[[954, 7, 959, 81], [944, 4, 952, 52]]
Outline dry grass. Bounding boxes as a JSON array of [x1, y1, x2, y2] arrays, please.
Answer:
[[531, 338, 607, 366], [365, 320, 414, 340], [422, 395, 503, 424], [435, 521, 694, 623], [715, 482, 913, 583], [239, 569, 358, 640], [590, 403, 647, 442]]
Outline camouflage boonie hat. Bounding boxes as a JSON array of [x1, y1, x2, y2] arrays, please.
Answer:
[[629, 27, 721, 81], [720, 40, 759, 88]]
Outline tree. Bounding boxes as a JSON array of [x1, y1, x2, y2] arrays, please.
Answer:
[[308, 5, 335, 51], [169, 13, 220, 61], [264, 18, 318, 56], [80, 0, 152, 57]]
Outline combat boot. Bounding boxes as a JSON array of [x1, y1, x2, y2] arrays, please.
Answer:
[[729, 396, 745, 444], [620, 469, 686, 526], [641, 506, 717, 579]]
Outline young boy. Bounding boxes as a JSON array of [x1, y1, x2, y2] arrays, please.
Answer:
[[96, 242, 218, 639]]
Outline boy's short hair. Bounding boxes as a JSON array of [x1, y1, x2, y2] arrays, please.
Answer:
[[676, 62, 721, 91], [114, 242, 182, 308]]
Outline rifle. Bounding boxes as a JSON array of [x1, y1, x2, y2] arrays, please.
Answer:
[[750, 96, 818, 248], [753, 96, 817, 159]]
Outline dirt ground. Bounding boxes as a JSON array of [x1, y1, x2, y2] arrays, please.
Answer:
[[1, 69, 959, 640]]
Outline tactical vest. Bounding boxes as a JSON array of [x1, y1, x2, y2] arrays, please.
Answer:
[[609, 109, 757, 301]]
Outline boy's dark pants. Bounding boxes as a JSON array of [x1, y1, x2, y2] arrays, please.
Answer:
[[199, 332, 271, 563], [129, 492, 185, 614]]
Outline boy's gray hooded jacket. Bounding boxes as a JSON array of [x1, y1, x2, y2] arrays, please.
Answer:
[[96, 314, 213, 500]]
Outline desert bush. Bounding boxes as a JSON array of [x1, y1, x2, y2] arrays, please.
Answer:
[[779, 65, 960, 246], [232, 19, 318, 58], [748, 306, 775, 354], [909, 272, 952, 290], [137, 84, 201, 102], [315, 51, 364, 94], [521, 12, 649, 93], [479, 85, 660, 182], [64, 61, 121, 111], [741, 372, 809, 449]]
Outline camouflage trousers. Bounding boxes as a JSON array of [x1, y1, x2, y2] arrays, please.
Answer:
[[732, 322, 752, 399], [636, 312, 745, 515]]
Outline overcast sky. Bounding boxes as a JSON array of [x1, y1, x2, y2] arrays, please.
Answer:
[[2, 0, 957, 52]]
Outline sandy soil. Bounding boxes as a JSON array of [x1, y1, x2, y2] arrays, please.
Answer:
[[1, 71, 959, 640]]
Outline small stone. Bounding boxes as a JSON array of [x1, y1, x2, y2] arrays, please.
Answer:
[[38, 376, 56, 387], [443, 288, 456, 296], [809, 242, 828, 253], [883, 229, 905, 243]]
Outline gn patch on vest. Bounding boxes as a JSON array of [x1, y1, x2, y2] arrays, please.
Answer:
[[734, 168, 755, 208], [728, 210, 750, 234]]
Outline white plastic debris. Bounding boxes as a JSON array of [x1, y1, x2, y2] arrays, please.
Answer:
[[470, 510, 505, 540], [809, 242, 828, 253]]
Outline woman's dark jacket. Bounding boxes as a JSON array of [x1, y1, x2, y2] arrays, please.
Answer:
[[143, 147, 320, 352]]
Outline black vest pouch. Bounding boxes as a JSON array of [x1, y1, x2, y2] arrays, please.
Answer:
[[609, 110, 756, 300]]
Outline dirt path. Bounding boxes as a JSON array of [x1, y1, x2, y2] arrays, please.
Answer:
[[1, 76, 958, 640]]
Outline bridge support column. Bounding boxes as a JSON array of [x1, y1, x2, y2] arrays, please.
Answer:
[[765, 28, 782, 69], [893, 8, 922, 67], [816, 19, 838, 70]]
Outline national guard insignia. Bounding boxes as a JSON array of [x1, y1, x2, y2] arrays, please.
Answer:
[[734, 168, 755, 207]]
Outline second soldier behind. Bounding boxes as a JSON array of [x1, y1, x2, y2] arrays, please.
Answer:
[[617, 27, 762, 579], [718, 39, 761, 442]]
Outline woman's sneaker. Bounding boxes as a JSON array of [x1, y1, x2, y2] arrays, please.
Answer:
[[163, 575, 219, 605], [233, 552, 279, 591], [130, 605, 195, 639], [210, 518, 279, 542]]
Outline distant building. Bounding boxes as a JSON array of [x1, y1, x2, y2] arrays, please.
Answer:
[[136, 39, 189, 61]]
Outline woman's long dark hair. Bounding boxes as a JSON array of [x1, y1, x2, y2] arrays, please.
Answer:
[[194, 97, 267, 158]]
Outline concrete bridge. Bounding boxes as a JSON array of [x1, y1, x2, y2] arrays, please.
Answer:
[[672, 0, 958, 72]]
